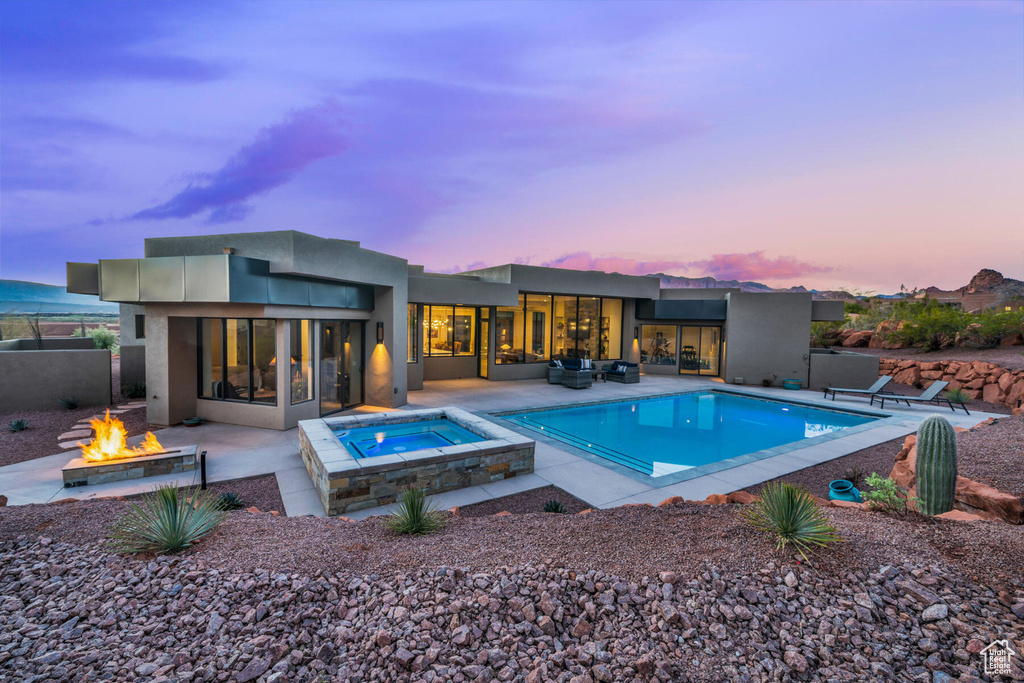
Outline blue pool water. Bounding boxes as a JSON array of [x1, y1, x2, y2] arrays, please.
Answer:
[[334, 419, 484, 458], [505, 392, 876, 477]]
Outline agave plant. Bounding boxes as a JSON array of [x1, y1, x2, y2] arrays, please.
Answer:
[[214, 492, 245, 511], [740, 482, 842, 561], [384, 488, 445, 535], [7, 419, 29, 433], [108, 485, 226, 555], [944, 387, 971, 405], [543, 499, 567, 514]]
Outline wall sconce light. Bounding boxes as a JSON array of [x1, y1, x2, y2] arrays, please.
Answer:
[[376, 321, 385, 345], [633, 326, 639, 341]]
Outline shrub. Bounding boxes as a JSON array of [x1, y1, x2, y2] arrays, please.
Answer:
[[384, 488, 445, 535], [58, 396, 79, 410], [7, 419, 29, 432], [944, 387, 971, 404], [88, 325, 119, 352], [862, 473, 910, 515], [108, 485, 226, 555], [840, 467, 864, 490], [761, 374, 777, 388], [122, 381, 147, 399], [739, 482, 842, 561], [543, 499, 567, 514], [214, 492, 246, 511], [810, 319, 846, 348]]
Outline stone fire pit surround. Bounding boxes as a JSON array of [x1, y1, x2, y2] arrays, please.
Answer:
[[62, 446, 198, 488], [298, 407, 535, 515]]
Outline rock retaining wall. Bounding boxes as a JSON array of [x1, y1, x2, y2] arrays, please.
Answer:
[[878, 358, 1024, 415]]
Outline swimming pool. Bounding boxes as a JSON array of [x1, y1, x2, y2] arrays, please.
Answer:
[[504, 392, 877, 478], [333, 419, 485, 458]]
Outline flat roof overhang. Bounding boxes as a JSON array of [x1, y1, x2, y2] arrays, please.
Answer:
[[635, 299, 728, 321], [408, 274, 519, 306], [67, 255, 374, 310]]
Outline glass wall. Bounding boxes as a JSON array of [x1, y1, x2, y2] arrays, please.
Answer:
[[422, 305, 477, 357], [525, 294, 551, 362], [479, 308, 489, 378], [551, 296, 623, 361], [679, 326, 701, 373], [290, 319, 314, 404], [319, 320, 364, 415], [198, 318, 277, 404], [641, 325, 676, 365], [406, 304, 418, 363], [496, 295, 525, 364], [251, 320, 277, 404], [699, 326, 721, 376]]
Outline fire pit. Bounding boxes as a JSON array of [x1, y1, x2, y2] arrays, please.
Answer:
[[61, 410, 197, 488]]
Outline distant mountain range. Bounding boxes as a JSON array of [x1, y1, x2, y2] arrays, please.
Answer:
[[0, 280, 118, 314], [651, 273, 855, 300]]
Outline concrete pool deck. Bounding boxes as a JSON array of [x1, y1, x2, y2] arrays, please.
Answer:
[[0, 375, 1001, 517]]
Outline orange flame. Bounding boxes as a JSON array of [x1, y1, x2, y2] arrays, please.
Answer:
[[78, 409, 165, 462]]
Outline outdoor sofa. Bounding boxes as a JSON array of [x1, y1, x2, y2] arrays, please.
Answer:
[[602, 361, 639, 383], [551, 359, 593, 389], [869, 380, 969, 414]]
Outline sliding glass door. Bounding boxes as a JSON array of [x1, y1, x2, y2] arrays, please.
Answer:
[[319, 320, 364, 416], [679, 326, 722, 377]]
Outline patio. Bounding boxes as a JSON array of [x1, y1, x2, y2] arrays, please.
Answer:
[[0, 375, 1000, 516]]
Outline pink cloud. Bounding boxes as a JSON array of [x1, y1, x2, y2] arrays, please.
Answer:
[[687, 251, 833, 281], [445, 250, 831, 284]]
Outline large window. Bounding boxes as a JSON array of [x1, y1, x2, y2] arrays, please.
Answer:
[[290, 320, 314, 404], [551, 296, 623, 361], [422, 306, 476, 357], [641, 325, 676, 366], [198, 318, 277, 404], [525, 294, 551, 361], [495, 295, 525, 364], [407, 304, 418, 363]]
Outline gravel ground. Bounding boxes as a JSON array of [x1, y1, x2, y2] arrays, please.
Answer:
[[459, 485, 592, 517], [957, 415, 1024, 497], [834, 345, 1024, 371], [744, 438, 905, 500], [3, 497, 1023, 589], [200, 474, 285, 515], [3, 539, 1021, 683], [746, 415, 1024, 502]]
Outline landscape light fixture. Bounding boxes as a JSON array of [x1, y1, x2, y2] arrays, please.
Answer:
[[376, 321, 385, 344], [634, 326, 639, 341]]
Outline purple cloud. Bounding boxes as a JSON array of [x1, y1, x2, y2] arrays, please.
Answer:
[[131, 101, 348, 223]]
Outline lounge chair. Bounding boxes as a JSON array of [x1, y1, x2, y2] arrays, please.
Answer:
[[870, 380, 969, 414], [560, 359, 593, 389], [823, 375, 894, 401], [547, 361, 563, 385]]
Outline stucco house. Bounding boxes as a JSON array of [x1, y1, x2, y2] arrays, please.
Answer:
[[67, 230, 859, 429]]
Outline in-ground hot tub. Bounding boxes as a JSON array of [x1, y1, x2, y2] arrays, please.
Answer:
[[298, 407, 535, 515]]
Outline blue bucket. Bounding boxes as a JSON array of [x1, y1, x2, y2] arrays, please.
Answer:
[[829, 479, 862, 503]]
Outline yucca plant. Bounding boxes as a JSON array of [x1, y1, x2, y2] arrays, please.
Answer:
[[543, 499, 567, 514], [108, 485, 226, 555], [7, 419, 29, 432], [740, 482, 842, 561], [214, 492, 245, 511], [943, 387, 971, 405], [384, 488, 444, 535]]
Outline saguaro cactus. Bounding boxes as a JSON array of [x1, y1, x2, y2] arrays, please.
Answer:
[[915, 415, 958, 516]]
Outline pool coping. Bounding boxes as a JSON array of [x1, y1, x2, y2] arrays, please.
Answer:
[[490, 387, 903, 488]]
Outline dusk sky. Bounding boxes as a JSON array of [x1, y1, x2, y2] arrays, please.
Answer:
[[1, 0, 1021, 293]]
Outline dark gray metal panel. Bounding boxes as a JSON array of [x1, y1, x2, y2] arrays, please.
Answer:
[[227, 256, 270, 304], [99, 259, 140, 302], [634, 299, 727, 321], [140, 257, 185, 302], [184, 255, 230, 301], [267, 277, 310, 306], [66, 263, 100, 295], [309, 281, 346, 307], [347, 284, 375, 310]]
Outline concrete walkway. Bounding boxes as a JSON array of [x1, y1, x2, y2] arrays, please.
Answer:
[[0, 375, 1001, 519]]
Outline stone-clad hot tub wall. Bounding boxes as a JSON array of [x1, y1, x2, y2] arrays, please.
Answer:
[[298, 407, 535, 515]]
